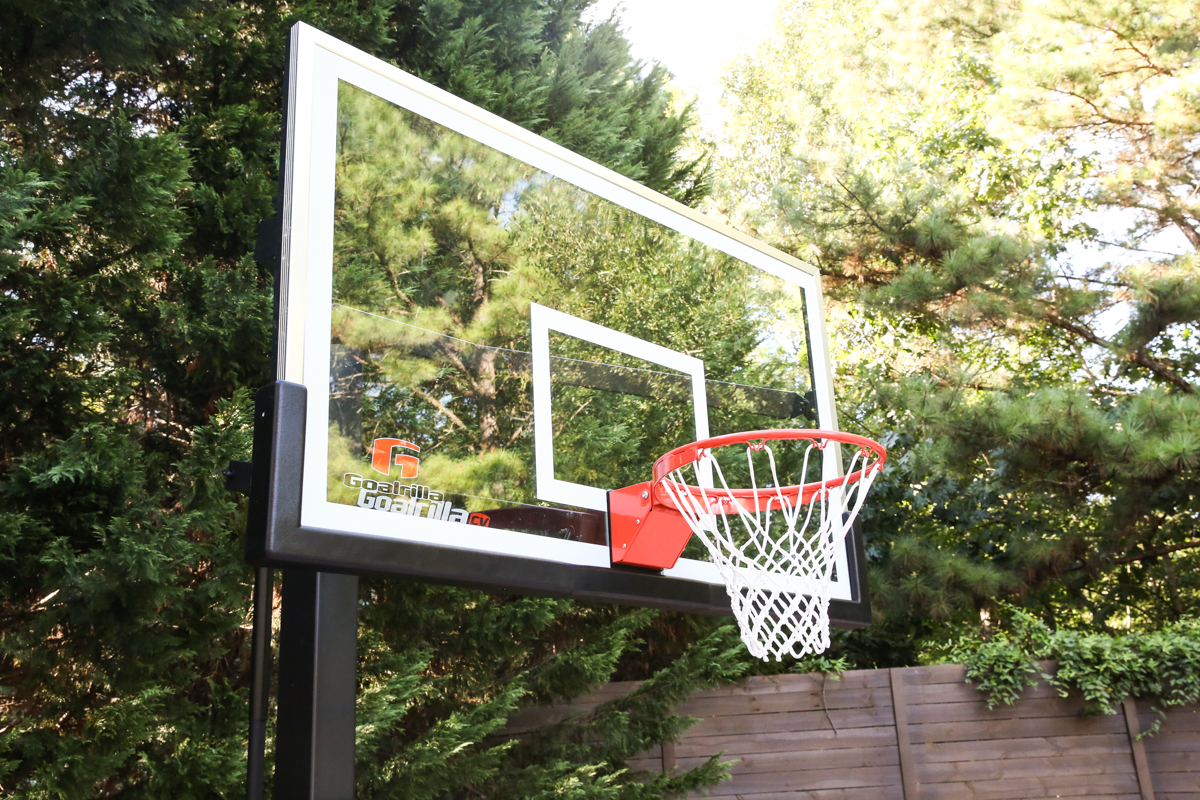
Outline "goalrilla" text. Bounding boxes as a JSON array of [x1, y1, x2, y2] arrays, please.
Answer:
[[342, 473, 490, 526]]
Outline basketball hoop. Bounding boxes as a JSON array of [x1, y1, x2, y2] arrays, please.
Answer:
[[608, 430, 886, 661]]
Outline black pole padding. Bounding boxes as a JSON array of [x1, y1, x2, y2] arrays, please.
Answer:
[[246, 567, 273, 800], [274, 569, 359, 800]]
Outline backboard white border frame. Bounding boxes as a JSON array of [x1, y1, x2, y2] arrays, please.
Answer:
[[530, 303, 710, 512], [278, 23, 852, 600]]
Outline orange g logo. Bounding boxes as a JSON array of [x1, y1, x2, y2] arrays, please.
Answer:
[[370, 438, 420, 478]]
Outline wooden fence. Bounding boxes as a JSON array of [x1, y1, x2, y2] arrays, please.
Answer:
[[506, 664, 1200, 799]]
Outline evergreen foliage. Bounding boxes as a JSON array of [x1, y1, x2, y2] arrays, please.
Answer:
[[714, 0, 1200, 661], [0, 2, 729, 797]]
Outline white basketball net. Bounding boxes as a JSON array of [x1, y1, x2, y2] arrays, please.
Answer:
[[659, 438, 882, 661]]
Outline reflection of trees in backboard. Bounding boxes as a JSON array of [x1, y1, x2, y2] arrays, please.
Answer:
[[332, 81, 542, 502], [331, 80, 821, 506], [518, 180, 820, 485]]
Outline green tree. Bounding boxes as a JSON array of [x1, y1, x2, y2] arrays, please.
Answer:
[[714, 0, 1200, 661], [0, 2, 741, 797]]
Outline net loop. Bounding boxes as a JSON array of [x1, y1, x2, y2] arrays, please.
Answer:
[[653, 430, 885, 662]]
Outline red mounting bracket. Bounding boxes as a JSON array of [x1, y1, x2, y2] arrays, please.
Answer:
[[607, 482, 695, 570]]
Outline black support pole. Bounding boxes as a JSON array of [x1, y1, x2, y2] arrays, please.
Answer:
[[274, 569, 359, 800], [247, 567, 274, 800]]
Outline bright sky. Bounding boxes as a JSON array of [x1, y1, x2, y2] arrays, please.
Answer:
[[585, 0, 782, 109]]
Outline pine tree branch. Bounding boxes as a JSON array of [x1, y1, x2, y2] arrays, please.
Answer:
[[1067, 539, 1200, 571], [1162, 209, 1200, 250], [505, 423, 527, 448], [383, 264, 413, 309], [1107, 30, 1174, 79], [1052, 271, 1131, 288], [464, 237, 488, 309], [413, 387, 469, 431], [1070, 362, 1158, 400], [1077, 237, 1188, 256], [930, 373, 1002, 392], [1044, 86, 1152, 129], [832, 176, 920, 241], [1115, 539, 1200, 565], [1042, 311, 1195, 393]]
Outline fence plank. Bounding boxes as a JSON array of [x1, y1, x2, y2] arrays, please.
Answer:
[[677, 725, 900, 757], [906, 694, 1091, 724], [914, 733, 1130, 763], [900, 664, 968, 685], [1143, 730, 1200, 753], [888, 668, 919, 800], [1124, 696, 1157, 800], [705, 787, 905, 800], [919, 773, 1141, 800], [687, 669, 891, 700], [917, 751, 1139, 783], [1143, 749, 1200, 771], [676, 685, 892, 717], [708, 765, 903, 795], [687, 704, 895, 737], [907, 712, 1127, 744], [1150, 772, 1200, 793], [1143, 710, 1200, 732], [677, 744, 900, 774], [906, 678, 1067, 706]]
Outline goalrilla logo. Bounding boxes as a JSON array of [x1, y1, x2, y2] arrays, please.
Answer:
[[344, 438, 490, 527], [370, 438, 420, 478]]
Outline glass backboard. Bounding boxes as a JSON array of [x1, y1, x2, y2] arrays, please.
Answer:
[[249, 23, 869, 624]]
